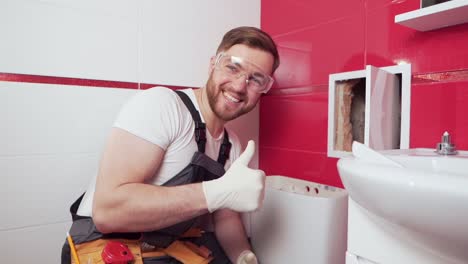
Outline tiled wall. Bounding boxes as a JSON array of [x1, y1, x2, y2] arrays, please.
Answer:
[[1, 1, 260, 262], [1, 82, 137, 263], [260, 0, 468, 188], [1, 0, 261, 87]]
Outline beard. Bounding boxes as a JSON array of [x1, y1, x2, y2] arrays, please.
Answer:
[[205, 74, 256, 122]]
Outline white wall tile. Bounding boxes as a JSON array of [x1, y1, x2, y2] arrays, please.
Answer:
[[0, 82, 136, 156], [226, 105, 260, 169], [0, 0, 139, 82], [1, 221, 71, 263], [1, 154, 98, 230], [34, 0, 137, 18], [138, 0, 261, 87], [226, 105, 259, 237], [0, 2, 262, 256]]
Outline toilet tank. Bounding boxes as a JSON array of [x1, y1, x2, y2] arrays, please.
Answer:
[[251, 176, 348, 264]]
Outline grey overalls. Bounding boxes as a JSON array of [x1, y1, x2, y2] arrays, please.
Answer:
[[61, 90, 232, 264]]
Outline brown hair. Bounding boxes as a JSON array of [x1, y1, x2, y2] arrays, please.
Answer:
[[216, 26, 280, 73]]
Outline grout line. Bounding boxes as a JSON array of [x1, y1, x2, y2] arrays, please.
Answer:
[[260, 145, 326, 155], [273, 16, 356, 39], [0, 152, 99, 158], [0, 220, 72, 232], [137, 0, 142, 90], [364, 0, 368, 67]]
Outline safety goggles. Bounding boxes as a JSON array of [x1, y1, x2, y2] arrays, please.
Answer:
[[214, 52, 274, 94]]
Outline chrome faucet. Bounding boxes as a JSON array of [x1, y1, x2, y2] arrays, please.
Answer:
[[436, 131, 458, 155]]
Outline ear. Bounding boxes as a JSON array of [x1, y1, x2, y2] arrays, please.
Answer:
[[208, 55, 216, 74]]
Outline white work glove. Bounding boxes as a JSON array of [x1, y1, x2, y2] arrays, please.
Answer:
[[202, 140, 266, 212], [236, 250, 258, 264]]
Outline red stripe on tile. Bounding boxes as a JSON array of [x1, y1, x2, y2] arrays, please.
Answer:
[[265, 85, 328, 96], [0, 72, 139, 89], [412, 69, 468, 84], [0, 72, 193, 91], [139, 83, 188, 90]]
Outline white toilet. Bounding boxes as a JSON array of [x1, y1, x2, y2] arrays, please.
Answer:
[[250, 175, 348, 264]]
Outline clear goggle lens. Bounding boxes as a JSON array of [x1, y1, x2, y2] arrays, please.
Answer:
[[215, 53, 274, 94]]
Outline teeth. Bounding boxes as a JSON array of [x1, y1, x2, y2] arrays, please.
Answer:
[[224, 92, 240, 103]]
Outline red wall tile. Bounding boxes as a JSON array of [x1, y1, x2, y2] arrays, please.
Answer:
[[410, 80, 468, 150], [260, 147, 343, 188], [262, 0, 364, 36], [273, 13, 366, 87], [260, 89, 328, 152], [261, 0, 468, 188], [366, 0, 419, 12], [366, 3, 468, 73]]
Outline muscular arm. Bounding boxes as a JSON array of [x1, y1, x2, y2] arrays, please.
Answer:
[[214, 209, 252, 263], [92, 128, 209, 233]]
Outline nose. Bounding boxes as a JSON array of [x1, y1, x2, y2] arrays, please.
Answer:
[[231, 73, 249, 91]]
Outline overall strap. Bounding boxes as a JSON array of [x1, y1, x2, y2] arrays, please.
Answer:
[[217, 130, 231, 166], [175, 90, 206, 153]]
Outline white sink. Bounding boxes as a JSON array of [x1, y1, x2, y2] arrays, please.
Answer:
[[338, 146, 468, 263]]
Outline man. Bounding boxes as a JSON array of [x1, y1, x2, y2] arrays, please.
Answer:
[[62, 26, 280, 264]]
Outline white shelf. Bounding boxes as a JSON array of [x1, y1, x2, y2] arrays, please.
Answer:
[[395, 0, 468, 31]]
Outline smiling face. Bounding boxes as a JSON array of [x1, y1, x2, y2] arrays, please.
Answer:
[[205, 44, 274, 121]]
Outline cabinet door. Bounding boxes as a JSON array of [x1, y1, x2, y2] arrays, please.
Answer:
[[365, 65, 401, 150]]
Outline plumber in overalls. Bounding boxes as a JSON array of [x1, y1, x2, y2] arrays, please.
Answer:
[[61, 26, 280, 264]]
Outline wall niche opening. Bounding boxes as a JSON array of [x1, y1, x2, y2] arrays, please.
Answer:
[[327, 64, 411, 158], [333, 78, 366, 153]]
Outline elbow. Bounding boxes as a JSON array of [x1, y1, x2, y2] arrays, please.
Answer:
[[92, 189, 134, 233], [92, 200, 123, 234], [92, 192, 122, 234], [92, 210, 115, 234]]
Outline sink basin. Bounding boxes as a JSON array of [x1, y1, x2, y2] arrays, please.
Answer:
[[338, 147, 468, 263]]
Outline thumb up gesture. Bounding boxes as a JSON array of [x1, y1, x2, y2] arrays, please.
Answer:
[[202, 140, 266, 212]]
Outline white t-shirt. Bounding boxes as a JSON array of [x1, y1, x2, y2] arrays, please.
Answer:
[[77, 87, 241, 216]]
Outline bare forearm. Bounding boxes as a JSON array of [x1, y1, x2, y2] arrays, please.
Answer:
[[214, 209, 251, 263], [93, 182, 208, 233]]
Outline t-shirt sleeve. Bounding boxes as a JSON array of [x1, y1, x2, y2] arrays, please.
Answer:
[[113, 87, 183, 150]]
